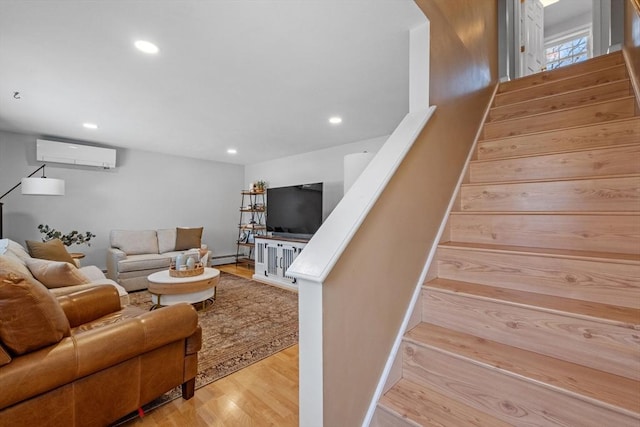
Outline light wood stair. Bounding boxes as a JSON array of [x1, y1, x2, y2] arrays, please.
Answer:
[[375, 51, 640, 426]]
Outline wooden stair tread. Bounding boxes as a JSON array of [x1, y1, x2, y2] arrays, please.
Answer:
[[461, 172, 640, 186], [494, 63, 629, 106], [483, 96, 636, 139], [497, 52, 625, 94], [439, 241, 640, 264], [379, 378, 512, 427], [488, 79, 632, 123], [405, 323, 640, 415], [470, 142, 640, 165], [479, 116, 640, 144], [424, 277, 640, 326]]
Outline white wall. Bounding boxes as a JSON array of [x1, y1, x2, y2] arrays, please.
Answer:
[[545, 11, 592, 43], [0, 130, 244, 269], [245, 135, 387, 220]]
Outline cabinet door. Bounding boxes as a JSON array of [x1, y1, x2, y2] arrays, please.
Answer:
[[266, 244, 278, 276], [255, 240, 267, 275], [281, 244, 303, 283]]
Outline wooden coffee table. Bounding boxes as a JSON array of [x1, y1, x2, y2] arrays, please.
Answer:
[[147, 267, 220, 310]]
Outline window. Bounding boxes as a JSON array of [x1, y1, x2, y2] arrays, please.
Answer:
[[545, 30, 591, 70]]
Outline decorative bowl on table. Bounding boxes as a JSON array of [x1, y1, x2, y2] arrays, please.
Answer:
[[169, 263, 204, 277]]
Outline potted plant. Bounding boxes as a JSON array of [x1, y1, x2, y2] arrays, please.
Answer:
[[37, 224, 96, 247], [255, 180, 267, 192]]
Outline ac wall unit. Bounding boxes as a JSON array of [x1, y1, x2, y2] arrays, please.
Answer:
[[36, 139, 117, 169]]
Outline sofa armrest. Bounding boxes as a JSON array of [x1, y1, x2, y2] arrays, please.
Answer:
[[0, 303, 199, 410], [106, 247, 126, 280], [57, 286, 121, 327]]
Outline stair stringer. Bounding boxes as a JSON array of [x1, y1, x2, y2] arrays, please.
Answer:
[[367, 82, 500, 427]]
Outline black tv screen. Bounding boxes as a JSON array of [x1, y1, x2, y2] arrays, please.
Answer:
[[267, 183, 323, 238]]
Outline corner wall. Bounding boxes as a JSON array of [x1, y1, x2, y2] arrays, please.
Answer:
[[624, 0, 640, 103], [320, 1, 498, 425], [244, 136, 386, 219], [0, 131, 243, 268]]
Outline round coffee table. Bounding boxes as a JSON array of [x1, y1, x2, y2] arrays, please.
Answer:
[[147, 267, 220, 310]]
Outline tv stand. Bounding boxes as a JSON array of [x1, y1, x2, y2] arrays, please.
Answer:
[[253, 236, 309, 291]]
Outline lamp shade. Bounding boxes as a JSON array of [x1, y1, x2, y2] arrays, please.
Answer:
[[21, 177, 65, 196]]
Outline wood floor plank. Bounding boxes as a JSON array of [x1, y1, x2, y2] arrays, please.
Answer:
[[469, 144, 640, 183], [483, 96, 636, 139], [489, 79, 631, 122], [477, 117, 640, 160]]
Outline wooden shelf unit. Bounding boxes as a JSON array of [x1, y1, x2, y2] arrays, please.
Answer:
[[235, 191, 266, 268]]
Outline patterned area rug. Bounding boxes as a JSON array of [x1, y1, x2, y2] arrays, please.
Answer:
[[113, 272, 298, 424]]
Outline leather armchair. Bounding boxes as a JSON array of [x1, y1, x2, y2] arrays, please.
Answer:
[[0, 285, 201, 426]]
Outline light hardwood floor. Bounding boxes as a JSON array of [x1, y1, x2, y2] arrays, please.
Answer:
[[124, 264, 299, 426]]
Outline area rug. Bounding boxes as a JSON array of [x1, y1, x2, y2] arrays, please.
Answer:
[[113, 272, 298, 424]]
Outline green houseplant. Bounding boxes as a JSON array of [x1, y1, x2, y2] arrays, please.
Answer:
[[38, 224, 96, 247]]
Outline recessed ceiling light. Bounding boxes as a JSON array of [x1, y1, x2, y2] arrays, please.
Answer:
[[134, 40, 159, 54], [83, 123, 98, 129], [227, 148, 237, 154], [329, 116, 342, 125], [540, 0, 559, 7]]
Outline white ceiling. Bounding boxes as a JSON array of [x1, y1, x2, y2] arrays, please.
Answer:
[[0, 0, 426, 165]]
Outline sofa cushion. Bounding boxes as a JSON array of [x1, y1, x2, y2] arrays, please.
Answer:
[[25, 239, 75, 264], [175, 227, 203, 251], [110, 230, 159, 255], [0, 273, 71, 355], [117, 254, 171, 273], [0, 343, 11, 366], [25, 258, 90, 289], [157, 228, 177, 253]]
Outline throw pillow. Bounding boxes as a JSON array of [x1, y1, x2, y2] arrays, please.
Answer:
[[175, 227, 203, 251], [0, 252, 40, 283], [25, 258, 90, 289], [25, 239, 75, 264], [157, 228, 177, 253], [0, 273, 70, 355]]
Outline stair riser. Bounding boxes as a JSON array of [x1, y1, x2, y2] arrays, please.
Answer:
[[372, 407, 418, 427], [483, 97, 636, 139], [421, 289, 640, 380], [447, 214, 640, 255], [489, 80, 631, 122], [460, 176, 640, 212], [478, 118, 640, 160], [495, 65, 629, 106], [470, 144, 640, 183], [436, 247, 640, 309], [498, 53, 625, 94], [402, 342, 639, 426]]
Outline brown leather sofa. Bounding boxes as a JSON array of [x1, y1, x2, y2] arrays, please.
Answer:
[[0, 277, 201, 426]]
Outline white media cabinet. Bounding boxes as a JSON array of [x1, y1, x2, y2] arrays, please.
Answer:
[[252, 236, 309, 291]]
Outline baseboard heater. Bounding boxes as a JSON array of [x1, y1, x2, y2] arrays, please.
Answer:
[[36, 139, 117, 169]]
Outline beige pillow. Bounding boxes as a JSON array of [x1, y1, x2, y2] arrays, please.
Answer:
[[0, 252, 37, 281], [25, 239, 75, 264], [157, 228, 177, 253], [175, 227, 203, 251], [25, 258, 90, 289], [0, 273, 70, 355]]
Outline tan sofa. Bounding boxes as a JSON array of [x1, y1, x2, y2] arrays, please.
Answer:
[[106, 228, 210, 292], [0, 280, 201, 426], [0, 239, 129, 305]]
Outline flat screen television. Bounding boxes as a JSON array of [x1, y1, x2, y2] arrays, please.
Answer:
[[266, 183, 323, 239]]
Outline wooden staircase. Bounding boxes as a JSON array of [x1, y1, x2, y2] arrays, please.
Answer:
[[375, 52, 640, 426]]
